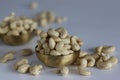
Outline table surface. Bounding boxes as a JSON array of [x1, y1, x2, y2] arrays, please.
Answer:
[[0, 0, 120, 80]]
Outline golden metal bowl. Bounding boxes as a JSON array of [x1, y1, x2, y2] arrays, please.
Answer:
[[0, 31, 34, 45], [35, 46, 79, 67]]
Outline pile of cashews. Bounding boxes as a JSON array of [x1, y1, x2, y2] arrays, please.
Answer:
[[36, 27, 84, 56], [0, 12, 37, 36], [74, 45, 118, 76], [33, 11, 67, 27]]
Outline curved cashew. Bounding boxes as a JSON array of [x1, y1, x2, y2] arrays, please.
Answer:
[[40, 31, 48, 38], [102, 46, 116, 53], [108, 56, 118, 65], [55, 41, 64, 51], [96, 57, 112, 70], [17, 64, 30, 74], [48, 28, 59, 37], [84, 55, 95, 67], [56, 27, 68, 38], [14, 58, 29, 70], [57, 67, 69, 76], [29, 65, 42, 76], [49, 38, 56, 49]]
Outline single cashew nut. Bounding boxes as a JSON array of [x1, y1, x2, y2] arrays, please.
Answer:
[[17, 64, 30, 74], [84, 55, 95, 67], [50, 50, 61, 56], [102, 46, 116, 53], [14, 58, 29, 70], [55, 41, 64, 51], [96, 58, 112, 70], [57, 67, 69, 76], [29, 65, 43, 76], [40, 31, 48, 38], [95, 46, 103, 53], [108, 56, 118, 65], [0, 52, 16, 63], [49, 38, 56, 49], [48, 28, 59, 37], [77, 66, 91, 76]]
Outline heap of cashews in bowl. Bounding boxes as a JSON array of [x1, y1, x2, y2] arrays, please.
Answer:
[[0, 12, 38, 45]]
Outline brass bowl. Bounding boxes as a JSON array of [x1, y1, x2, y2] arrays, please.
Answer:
[[0, 31, 34, 45], [35, 46, 79, 67]]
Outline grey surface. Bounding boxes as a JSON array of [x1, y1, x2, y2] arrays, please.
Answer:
[[0, 0, 120, 80]]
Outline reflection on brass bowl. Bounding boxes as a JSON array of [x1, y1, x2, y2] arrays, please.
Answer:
[[35, 46, 79, 67], [0, 31, 34, 45]]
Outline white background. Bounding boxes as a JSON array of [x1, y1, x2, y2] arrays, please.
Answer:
[[0, 0, 120, 80]]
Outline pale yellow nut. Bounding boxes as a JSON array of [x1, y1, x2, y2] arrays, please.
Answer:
[[96, 58, 112, 70], [95, 46, 103, 53], [46, 11, 56, 20], [24, 23, 30, 30], [17, 64, 30, 74], [78, 59, 88, 67], [55, 41, 64, 51], [7, 30, 19, 36], [59, 28, 68, 38], [101, 54, 110, 61], [30, 1, 38, 9], [71, 43, 80, 51], [14, 58, 29, 70], [79, 69, 91, 76], [30, 22, 37, 31], [64, 44, 71, 50], [49, 38, 56, 49], [21, 30, 28, 34], [62, 38, 70, 44], [108, 56, 118, 65], [57, 67, 69, 76], [21, 48, 33, 56], [0, 27, 9, 34], [48, 28, 59, 37], [72, 36, 83, 45], [50, 50, 61, 56], [51, 36, 62, 42], [79, 51, 88, 58], [72, 44, 80, 51], [102, 46, 116, 54], [10, 22, 17, 29], [60, 50, 73, 56], [29, 65, 42, 76], [39, 18, 48, 27], [40, 31, 48, 38], [84, 55, 95, 67], [91, 53, 100, 60], [0, 52, 16, 63]]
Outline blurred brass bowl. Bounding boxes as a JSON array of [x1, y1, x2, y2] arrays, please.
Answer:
[[0, 31, 34, 45], [35, 46, 79, 67]]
